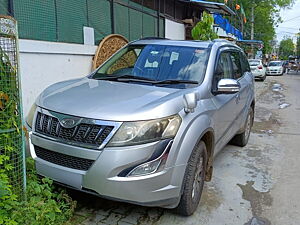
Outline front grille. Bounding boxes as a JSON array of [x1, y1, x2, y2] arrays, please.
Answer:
[[35, 146, 94, 171], [35, 112, 114, 148]]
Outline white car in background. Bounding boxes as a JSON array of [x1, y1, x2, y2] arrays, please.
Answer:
[[266, 61, 284, 76], [248, 59, 266, 81]]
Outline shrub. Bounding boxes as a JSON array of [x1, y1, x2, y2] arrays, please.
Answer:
[[0, 158, 76, 225]]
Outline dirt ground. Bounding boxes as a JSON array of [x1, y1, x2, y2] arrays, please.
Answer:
[[69, 72, 300, 225]]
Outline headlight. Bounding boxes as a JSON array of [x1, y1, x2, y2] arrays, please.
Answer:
[[107, 115, 181, 147], [26, 104, 37, 128]]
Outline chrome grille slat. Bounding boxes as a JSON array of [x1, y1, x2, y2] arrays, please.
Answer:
[[35, 112, 114, 149], [47, 117, 52, 133], [94, 127, 104, 141]]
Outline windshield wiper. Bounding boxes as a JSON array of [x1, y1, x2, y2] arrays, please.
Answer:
[[154, 79, 199, 85], [94, 74, 155, 82], [94, 75, 198, 85]]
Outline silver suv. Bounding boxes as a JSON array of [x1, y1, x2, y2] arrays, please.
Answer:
[[26, 39, 254, 216]]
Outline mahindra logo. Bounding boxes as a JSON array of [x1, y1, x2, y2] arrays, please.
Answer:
[[60, 118, 76, 128]]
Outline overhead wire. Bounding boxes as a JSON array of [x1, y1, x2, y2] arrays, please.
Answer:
[[281, 15, 300, 23]]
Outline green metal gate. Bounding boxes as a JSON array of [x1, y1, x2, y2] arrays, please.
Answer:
[[0, 15, 25, 197]]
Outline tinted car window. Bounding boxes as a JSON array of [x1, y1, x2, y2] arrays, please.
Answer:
[[230, 52, 242, 79], [212, 52, 233, 90]]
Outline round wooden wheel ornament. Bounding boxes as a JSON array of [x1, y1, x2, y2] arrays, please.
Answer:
[[92, 34, 129, 70]]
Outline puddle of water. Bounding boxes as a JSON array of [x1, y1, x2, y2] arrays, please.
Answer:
[[272, 84, 283, 92], [244, 216, 271, 225], [278, 103, 290, 109], [237, 181, 273, 216]]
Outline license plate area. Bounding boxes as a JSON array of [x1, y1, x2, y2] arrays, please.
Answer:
[[35, 160, 84, 189]]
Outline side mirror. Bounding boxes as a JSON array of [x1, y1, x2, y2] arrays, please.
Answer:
[[183, 92, 199, 113], [216, 79, 240, 94], [263, 64, 268, 67]]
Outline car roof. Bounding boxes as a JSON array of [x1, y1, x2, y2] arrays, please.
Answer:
[[130, 38, 239, 49]]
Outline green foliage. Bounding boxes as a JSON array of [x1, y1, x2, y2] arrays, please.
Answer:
[[252, 0, 293, 54], [192, 12, 218, 41], [0, 43, 75, 225], [214, 0, 295, 54], [0, 46, 19, 131], [0, 158, 76, 225], [279, 37, 295, 59], [0, 153, 18, 225]]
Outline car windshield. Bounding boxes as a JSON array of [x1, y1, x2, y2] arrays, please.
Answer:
[[249, 60, 260, 66], [268, 62, 282, 66], [92, 44, 210, 88]]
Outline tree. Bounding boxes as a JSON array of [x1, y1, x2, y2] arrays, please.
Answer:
[[213, 0, 295, 54], [279, 37, 295, 59], [192, 12, 218, 41], [239, 0, 294, 54]]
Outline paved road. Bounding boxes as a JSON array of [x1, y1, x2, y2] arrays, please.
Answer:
[[71, 72, 300, 225]]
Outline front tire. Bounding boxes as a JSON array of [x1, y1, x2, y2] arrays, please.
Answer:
[[230, 107, 253, 147], [175, 141, 207, 216]]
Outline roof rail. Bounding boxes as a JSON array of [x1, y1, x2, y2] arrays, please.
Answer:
[[139, 37, 169, 40], [213, 39, 232, 43]]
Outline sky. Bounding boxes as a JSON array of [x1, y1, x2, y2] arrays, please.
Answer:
[[276, 0, 300, 43]]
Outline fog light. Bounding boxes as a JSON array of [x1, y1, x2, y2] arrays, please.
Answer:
[[128, 159, 161, 176], [127, 141, 172, 177]]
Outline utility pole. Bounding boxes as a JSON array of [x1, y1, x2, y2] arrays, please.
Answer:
[[241, 8, 244, 35], [250, 2, 255, 58], [250, 5, 254, 40]]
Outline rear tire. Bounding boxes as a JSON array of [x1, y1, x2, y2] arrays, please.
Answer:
[[175, 141, 207, 216], [230, 107, 253, 147]]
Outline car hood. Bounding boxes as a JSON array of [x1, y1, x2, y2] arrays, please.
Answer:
[[37, 77, 188, 121]]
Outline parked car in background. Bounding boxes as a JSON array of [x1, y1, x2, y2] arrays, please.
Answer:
[[266, 61, 284, 76], [248, 59, 266, 81], [25, 39, 255, 216]]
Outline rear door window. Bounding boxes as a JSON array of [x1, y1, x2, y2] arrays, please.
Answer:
[[229, 51, 243, 79], [241, 53, 251, 73]]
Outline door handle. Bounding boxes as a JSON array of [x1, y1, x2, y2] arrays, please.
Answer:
[[235, 93, 240, 103]]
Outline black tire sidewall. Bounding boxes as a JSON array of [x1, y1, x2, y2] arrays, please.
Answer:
[[242, 107, 254, 144], [176, 141, 207, 216]]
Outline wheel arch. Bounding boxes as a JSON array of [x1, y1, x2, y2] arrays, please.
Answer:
[[200, 129, 215, 181]]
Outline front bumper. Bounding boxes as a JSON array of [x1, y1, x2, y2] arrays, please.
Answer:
[[29, 133, 185, 208], [266, 70, 283, 75], [252, 71, 265, 78]]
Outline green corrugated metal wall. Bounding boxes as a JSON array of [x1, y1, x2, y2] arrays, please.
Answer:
[[87, 0, 112, 44], [159, 18, 165, 38], [14, 0, 57, 42], [115, 3, 129, 40], [0, 0, 164, 44], [115, 1, 162, 41], [56, 0, 88, 43], [0, 0, 8, 15], [129, 8, 142, 41]]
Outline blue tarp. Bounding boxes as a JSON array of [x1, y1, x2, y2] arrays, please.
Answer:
[[213, 13, 243, 40]]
